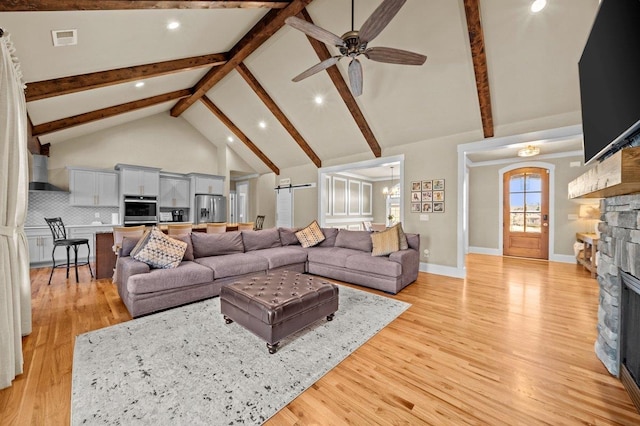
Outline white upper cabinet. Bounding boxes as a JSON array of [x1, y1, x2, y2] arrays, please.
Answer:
[[193, 175, 224, 195], [116, 164, 160, 196], [160, 177, 190, 208], [69, 168, 119, 207]]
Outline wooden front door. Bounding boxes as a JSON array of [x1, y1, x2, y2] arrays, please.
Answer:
[[503, 167, 549, 259]]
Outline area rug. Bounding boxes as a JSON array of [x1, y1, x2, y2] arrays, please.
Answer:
[[71, 285, 410, 425]]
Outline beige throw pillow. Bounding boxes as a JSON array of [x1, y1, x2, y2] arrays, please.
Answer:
[[295, 220, 326, 248], [371, 226, 400, 257], [131, 226, 187, 269]]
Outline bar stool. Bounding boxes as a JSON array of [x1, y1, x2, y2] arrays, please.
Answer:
[[206, 223, 227, 234], [45, 217, 93, 285], [254, 215, 265, 230], [167, 223, 192, 237], [237, 222, 255, 231]]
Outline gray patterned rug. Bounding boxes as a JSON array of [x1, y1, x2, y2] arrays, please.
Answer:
[[71, 285, 410, 425]]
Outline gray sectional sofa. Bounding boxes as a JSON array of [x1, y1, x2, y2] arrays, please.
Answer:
[[115, 227, 420, 317]]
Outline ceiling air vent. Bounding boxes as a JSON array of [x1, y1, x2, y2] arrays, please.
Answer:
[[51, 29, 77, 47]]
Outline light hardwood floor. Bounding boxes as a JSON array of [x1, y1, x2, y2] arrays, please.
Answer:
[[1, 255, 639, 425]]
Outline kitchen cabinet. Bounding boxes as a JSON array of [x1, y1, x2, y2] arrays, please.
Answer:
[[160, 177, 190, 208], [69, 168, 119, 207], [116, 164, 160, 196], [26, 229, 66, 265], [193, 175, 224, 195]]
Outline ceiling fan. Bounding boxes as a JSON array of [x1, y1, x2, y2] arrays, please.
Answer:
[[285, 0, 427, 97]]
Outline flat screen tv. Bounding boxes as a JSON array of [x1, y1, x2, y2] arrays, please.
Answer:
[[579, 0, 640, 165]]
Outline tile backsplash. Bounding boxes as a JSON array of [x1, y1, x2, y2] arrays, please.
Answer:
[[27, 191, 119, 227]]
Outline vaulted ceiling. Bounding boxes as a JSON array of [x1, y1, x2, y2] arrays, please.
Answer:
[[3, 0, 599, 174]]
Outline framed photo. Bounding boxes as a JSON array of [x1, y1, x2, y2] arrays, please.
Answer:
[[411, 203, 421, 213], [422, 202, 432, 213], [411, 181, 421, 192], [433, 179, 445, 191], [411, 192, 421, 202], [433, 190, 445, 202], [421, 180, 432, 191], [433, 202, 445, 212], [422, 191, 433, 202]]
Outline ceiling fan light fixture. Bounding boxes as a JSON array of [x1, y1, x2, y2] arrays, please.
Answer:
[[530, 0, 547, 13], [517, 145, 540, 157]]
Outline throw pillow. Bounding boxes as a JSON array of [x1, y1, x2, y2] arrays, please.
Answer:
[[391, 223, 409, 250], [295, 220, 325, 248], [131, 226, 187, 269], [370, 226, 400, 257]]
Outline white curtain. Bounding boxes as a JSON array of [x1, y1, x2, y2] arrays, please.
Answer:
[[0, 30, 32, 390]]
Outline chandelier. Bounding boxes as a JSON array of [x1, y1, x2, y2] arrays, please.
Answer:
[[382, 166, 399, 197]]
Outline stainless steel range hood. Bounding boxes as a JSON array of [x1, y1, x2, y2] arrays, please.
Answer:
[[29, 154, 66, 192]]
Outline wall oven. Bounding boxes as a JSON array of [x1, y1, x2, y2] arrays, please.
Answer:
[[123, 196, 158, 226]]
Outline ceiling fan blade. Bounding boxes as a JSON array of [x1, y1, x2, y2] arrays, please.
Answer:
[[364, 47, 427, 65], [292, 56, 342, 82], [285, 16, 346, 47], [359, 0, 407, 44], [349, 58, 363, 97]]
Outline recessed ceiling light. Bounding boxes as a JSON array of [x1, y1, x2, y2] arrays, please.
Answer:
[[167, 21, 180, 30], [530, 0, 547, 13], [135, 82, 145, 88], [258, 121, 267, 129], [227, 136, 234, 143], [314, 95, 324, 105]]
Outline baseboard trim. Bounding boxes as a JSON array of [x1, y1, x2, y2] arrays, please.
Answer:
[[468, 246, 501, 256], [419, 262, 466, 279], [549, 254, 578, 264]]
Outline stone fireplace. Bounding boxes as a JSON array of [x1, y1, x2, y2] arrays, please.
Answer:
[[595, 193, 640, 407]]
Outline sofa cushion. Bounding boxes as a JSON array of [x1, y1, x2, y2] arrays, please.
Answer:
[[306, 247, 360, 268], [131, 227, 187, 269], [334, 229, 373, 252], [195, 253, 268, 279], [242, 228, 282, 251], [126, 261, 213, 294], [317, 228, 339, 247], [249, 247, 308, 269], [171, 234, 194, 261], [295, 220, 325, 248], [121, 236, 141, 257], [278, 227, 301, 246], [371, 227, 400, 257], [345, 253, 402, 278], [191, 231, 244, 258], [391, 223, 409, 250]]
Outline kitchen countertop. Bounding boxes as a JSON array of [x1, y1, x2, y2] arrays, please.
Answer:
[[25, 223, 117, 230], [25, 223, 234, 232]]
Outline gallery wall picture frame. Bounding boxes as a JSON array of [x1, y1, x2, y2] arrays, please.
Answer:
[[411, 192, 421, 203], [411, 181, 421, 191], [433, 202, 445, 212], [422, 202, 433, 213], [422, 180, 432, 190], [433, 179, 445, 190], [422, 191, 433, 202], [411, 203, 421, 213], [433, 190, 445, 202]]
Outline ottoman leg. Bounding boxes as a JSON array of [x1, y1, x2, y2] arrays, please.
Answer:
[[267, 342, 279, 354], [327, 313, 335, 321], [224, 315, 233, 324]]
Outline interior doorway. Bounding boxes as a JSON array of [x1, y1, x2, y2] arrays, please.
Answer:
[[236, 181, 249, 224], [502, 167, 549, 259]]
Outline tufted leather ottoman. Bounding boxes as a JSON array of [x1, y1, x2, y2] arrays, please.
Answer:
[[220, 270, 339, 354]]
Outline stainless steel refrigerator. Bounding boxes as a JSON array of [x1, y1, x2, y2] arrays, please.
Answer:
[[195, 194, 227, 224]]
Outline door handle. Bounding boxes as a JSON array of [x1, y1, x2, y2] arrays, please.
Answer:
[[543, 214, 548, 220]]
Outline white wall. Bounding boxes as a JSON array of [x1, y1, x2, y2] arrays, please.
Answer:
[[47, 112, 220, 189]]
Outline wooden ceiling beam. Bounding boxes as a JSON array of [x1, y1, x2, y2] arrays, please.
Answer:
[[170, 0, 313, 117], [26, 53, 228, 102], [236, 62, 321, 168], [299, 9, 381, 158], [32, 89, 191, 136], [27, 114, 44, 155], [1, 1, 291, 11], [463, 0, 494, 138], [200, 95, 280, 175]]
